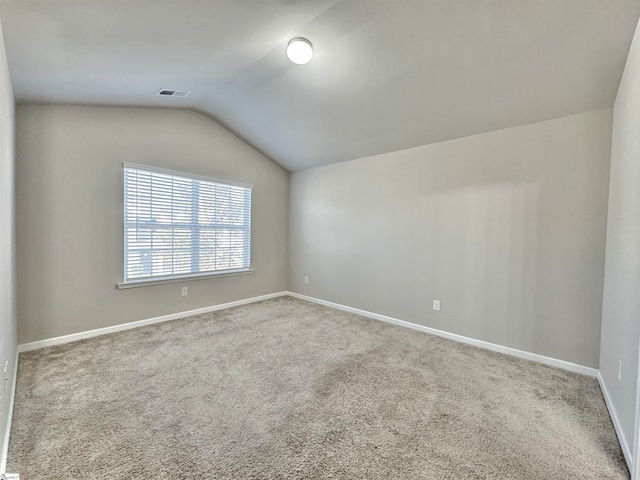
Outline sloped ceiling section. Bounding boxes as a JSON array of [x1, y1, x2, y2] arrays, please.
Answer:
[[1, 0, 640, 171]]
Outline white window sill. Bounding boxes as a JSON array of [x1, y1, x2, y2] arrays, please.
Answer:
[[116, 268, 255, 289]]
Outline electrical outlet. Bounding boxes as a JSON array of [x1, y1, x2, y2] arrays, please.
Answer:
[[3, 361, 8, 393], [433, 300, 440, 311], [182, 287, 188, 296], [618, 360, 623, 381], [304, 276, 309, 284]]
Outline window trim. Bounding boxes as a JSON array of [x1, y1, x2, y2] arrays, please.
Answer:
[[118, 163, 253, 288], [116, 268, 255, 289]]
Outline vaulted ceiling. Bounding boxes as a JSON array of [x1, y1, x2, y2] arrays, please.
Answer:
[[1, 0, 639, 171]]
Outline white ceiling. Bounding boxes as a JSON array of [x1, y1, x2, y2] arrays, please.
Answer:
[[1, 0, 639, 171]]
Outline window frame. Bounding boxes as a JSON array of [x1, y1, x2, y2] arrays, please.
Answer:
[[117, 163, 254, 289]]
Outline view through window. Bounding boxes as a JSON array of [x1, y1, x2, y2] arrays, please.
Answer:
[[123, 164, 252, 283]]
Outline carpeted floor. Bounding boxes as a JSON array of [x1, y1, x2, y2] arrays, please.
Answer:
[[8, 296, 629, 479]]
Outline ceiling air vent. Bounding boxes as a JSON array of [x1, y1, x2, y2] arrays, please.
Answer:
[[156, 89, 192, 98]]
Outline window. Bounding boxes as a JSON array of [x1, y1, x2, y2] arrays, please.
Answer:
[[121, 163, 252, 286]]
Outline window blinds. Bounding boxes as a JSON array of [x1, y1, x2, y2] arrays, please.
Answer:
[[123, 164, 252, 283]]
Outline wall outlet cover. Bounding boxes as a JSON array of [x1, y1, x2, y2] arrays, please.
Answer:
[[617, 360, 623, 381]]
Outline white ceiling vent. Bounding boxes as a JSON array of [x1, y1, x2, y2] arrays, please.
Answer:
[[156, 89, 191, 98]]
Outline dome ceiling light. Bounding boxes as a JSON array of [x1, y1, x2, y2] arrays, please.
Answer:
[[287, 37, 313, 65]]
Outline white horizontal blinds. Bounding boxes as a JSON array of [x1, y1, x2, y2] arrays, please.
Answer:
[[124, 166, 251, 282]]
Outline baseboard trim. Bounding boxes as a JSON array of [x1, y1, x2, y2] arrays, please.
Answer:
[[286, 292, 598, 378], [7, 290, 618, 473], [598, 372, 633, 472], [18, 291, 289, 353], [18, 290, 600, 376], [1, 348, 19, 473]]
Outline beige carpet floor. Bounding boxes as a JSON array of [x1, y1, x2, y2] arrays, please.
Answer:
[[8, 296, 629, 479]]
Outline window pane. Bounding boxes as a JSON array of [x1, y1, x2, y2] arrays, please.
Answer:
[[124, 166, 251, 282]]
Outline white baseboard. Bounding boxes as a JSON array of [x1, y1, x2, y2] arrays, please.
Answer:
[[7, 290, 623, 475], [598, 372, 633, 472], [17, 289, 600, 374], [1, 347, 19, 473], [286, 292, 598, 378], [18, 291, 288, 353]]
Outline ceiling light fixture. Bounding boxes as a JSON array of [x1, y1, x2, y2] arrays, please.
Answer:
[[287, 37, 313, 65]]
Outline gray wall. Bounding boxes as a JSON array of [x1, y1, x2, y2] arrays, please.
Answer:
[[600, 16, 640, 464], [16, 105, 289, 344], [289, 109, 612, 368], [0, 17, 17, 465]]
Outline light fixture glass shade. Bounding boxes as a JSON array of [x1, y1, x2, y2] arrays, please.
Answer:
[[287, 37, 313, 64]]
